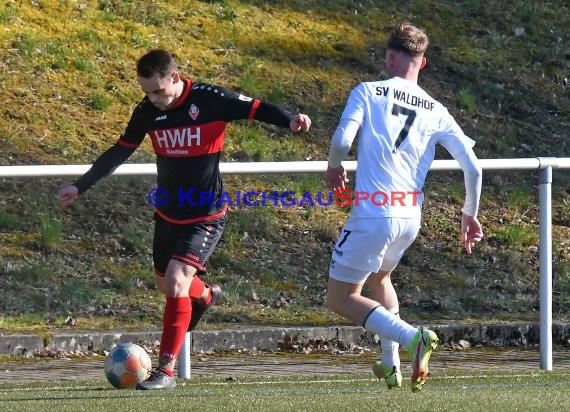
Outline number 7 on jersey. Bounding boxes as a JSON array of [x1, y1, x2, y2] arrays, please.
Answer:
[[391, 104, 416, 153]]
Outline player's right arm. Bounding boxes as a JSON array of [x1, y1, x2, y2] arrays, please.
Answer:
[[325, 118, 359, 191], [57, 185, 79, 208], [57, 105, 148, 208], [57, 143, 137, 208], [325, 85, 365, 191]]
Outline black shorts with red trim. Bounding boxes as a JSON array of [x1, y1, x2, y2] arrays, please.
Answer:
[[152, 211, 227, 276]]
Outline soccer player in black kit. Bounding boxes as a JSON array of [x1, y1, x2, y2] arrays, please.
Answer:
[[57, 49, 312, 390]]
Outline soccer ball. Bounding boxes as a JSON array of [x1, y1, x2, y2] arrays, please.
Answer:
[[104, 342, 152, 389]]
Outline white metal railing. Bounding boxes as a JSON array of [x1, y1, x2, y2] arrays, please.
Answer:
[[3, 157, 570, 177], [1, 157, 570, 373]]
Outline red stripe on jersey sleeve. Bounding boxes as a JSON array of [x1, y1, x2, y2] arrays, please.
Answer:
[[248, 99, 261, 120], [117, 138, 140, 149]]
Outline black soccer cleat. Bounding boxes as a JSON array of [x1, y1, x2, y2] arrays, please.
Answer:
[[188, 284, 222, 331], [136, 368, 176, 390]]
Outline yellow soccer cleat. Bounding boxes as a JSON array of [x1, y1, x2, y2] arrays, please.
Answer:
[[372, 361, 402, 389], [407, 329, 439, 392]]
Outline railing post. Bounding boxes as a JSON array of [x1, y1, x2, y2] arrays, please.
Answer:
[[538, 164, 553, 370], [178, 332, 191, 378]]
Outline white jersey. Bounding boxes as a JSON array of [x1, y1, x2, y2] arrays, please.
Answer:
[[341, 76, 476, 218]]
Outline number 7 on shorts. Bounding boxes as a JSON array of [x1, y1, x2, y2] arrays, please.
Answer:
[[337, 230, 352, 248]]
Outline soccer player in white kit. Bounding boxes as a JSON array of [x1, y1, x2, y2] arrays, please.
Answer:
[[325, 22, 483, 392]]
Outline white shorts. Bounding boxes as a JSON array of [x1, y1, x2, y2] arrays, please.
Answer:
[[329, 215, 421, 284]]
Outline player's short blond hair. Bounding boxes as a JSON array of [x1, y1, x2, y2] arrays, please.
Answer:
[[386, 22, 429, 57]]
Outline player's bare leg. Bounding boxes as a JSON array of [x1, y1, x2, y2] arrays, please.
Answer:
[[326, 277, 375, 323], [368, 270, 398, 309], [156, 274, 166, 294]]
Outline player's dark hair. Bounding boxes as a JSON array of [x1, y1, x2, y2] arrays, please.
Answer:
[[137, 49, 178, 78], [387, 22, 429, 57]]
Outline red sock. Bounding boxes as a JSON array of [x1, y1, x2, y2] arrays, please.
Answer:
[[189, 276, 206, 300], [203, 291, 213, 306], [158, 297, 192, 371], [160, 368, 174, 377], [189, 276, 213, 305]]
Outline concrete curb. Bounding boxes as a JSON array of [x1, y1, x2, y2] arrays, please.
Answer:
[[1, 323, 569, 356]]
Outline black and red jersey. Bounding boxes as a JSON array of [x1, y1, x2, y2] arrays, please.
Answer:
[[74, 78, 295, 223]]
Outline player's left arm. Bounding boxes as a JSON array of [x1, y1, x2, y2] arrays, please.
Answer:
[[437, 112, 483, 254], [325, 118, 359, 191], [454, 147, 483, 255], [215, 86, 311, 132], [252, 100, 311, 132], [325, 85, 364, 191]]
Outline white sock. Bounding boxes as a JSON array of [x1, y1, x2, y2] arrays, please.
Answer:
[[363, 305, 418, 348], [380, 307, 400, 369]]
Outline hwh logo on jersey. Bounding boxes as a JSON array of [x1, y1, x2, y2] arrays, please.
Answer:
[[151, 127, 201, 148]]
